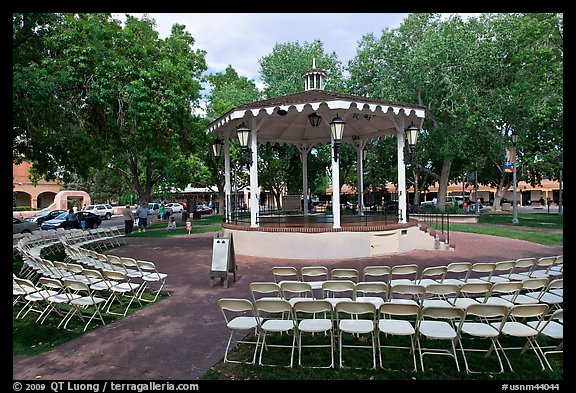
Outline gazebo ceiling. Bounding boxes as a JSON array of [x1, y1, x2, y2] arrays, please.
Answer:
[[206, 90, 426, 147]]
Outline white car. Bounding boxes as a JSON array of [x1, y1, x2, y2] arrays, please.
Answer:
[[83, 204, 114, 220], [165, 202, 184, 213]]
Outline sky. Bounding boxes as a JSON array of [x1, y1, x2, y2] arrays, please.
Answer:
[[112, 13, 479, 111], [111, 13, 434, 88]]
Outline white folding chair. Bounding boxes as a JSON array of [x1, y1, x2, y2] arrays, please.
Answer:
[[272, 266, 299, 285], [525, 278, 563, 313], [377, 302, 420, 372], [13, 277, 46, 320], [465, 262, 496, 284], [506, 257, 538, 281], [354, 281, 389, 309], [102, 269, 142, 316], [249, 281, 282, 303], [330, 268, 359, 283], [485, 281, 524, 308], [336, 301, 377, 369], [218, 298, 262, 365], [255, 299, 297, 367], [421, 283, 459, 308], [458, 303, 509, 374], [321, 280, 355, 308], [501, 277, 549, 305], [450, 282, 493, 309], [524, 256, 557, 278], [280, 281, 314, 306], [293, 299, 335, 368], [300, 266, 328, 294], [362, 265, 391, 282], [417, 265, 447, 287], [136, 259, 168, 302], [59, 279, 107, 331], [527, 308, 563, 370], [492, 303, 550, 372], [388, 283, 425, 306], [417, 306, 465, 372], [442, 262, 472, 286], [389, 264, 419, 286], [484, 260, 516, 283]]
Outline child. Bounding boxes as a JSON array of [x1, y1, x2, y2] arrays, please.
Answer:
[[186, 220, 192, 235], [166, 216, 176, 230]]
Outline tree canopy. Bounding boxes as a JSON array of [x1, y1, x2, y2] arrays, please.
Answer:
[[13, 13, 208, 205]]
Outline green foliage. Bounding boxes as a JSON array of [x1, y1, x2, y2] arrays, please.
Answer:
[[13, 13, 208, 205], [259, 39, 346, 98], [205, 66, 261, 120], [347, 13, 563, 212]]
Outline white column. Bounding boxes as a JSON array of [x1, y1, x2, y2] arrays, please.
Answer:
[[397, 128, 407, 223], [332, 138, 341, 229], [356, 142, 365, 216], [249, 131, 259, 228], [224, 135, 231, 222], [300, 145, 309, 217]]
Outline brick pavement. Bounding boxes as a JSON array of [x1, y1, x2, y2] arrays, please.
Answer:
[[12, 230, 563, 380]]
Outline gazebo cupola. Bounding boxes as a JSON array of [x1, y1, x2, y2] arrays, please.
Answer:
[[302, 58, 327, 91]]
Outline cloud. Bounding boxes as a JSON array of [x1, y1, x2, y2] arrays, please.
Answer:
[[114, 13, 410, 83]]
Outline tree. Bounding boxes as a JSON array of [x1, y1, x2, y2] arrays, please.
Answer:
[[348, 13, 563, 212], [259, 39, 345, 98], [13, 13, 208, 205]]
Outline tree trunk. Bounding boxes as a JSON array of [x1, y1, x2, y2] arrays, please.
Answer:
[[436, 158, 453, 211]]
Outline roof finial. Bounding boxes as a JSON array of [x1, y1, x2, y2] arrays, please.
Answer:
[[302, 57, 326, 91]]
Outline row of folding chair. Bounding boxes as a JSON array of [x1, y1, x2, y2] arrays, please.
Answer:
[[13, 257, 148, 330], [63, 244, 167, 302], [252, 276, 562, 317], [218, 297, 563, 372], [271, 256, 563, 292]]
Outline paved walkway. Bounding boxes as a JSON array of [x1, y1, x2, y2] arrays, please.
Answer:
[[12, 230, 563, 380]]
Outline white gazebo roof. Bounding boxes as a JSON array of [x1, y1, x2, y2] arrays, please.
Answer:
[[206, 89, 425, 146]]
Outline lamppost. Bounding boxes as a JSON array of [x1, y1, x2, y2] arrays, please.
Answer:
[[511, 131, 519, 224], [404, 122, 419, 164], [330, 114, 345, 162], [236, 122, 253, 165], [211, 137, 222, 159], [329, 114, 345, 228], [404, 122, 420, 217]]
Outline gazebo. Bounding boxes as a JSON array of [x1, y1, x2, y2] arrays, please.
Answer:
[[206, 62, 438, 259]]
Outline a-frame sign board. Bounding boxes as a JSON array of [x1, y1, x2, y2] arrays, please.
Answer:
[[209, 232, 237, 288]]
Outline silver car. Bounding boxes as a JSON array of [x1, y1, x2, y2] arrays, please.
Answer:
[[13, 217, 39, 234]]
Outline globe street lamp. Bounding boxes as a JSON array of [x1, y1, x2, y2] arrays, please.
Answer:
[[511, 131, 519, 224], [329, 114, 345, 162], [236, 122, 253, 165]]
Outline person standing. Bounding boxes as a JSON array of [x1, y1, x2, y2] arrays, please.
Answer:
[[159, 204, 165, 221], [122, 204, 135, 234], [65, 208, 77, 230], [135, 202, 149, 233]]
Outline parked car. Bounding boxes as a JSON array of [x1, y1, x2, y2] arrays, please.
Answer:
[[196, 205, 213, 215], [165, 202, 184, 213], [146, 202, 173, 217], [41, 211, 102, 230], [13, 217, 39, 234], [83, 204, 114, 220], [25, 209, 66, 226]]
